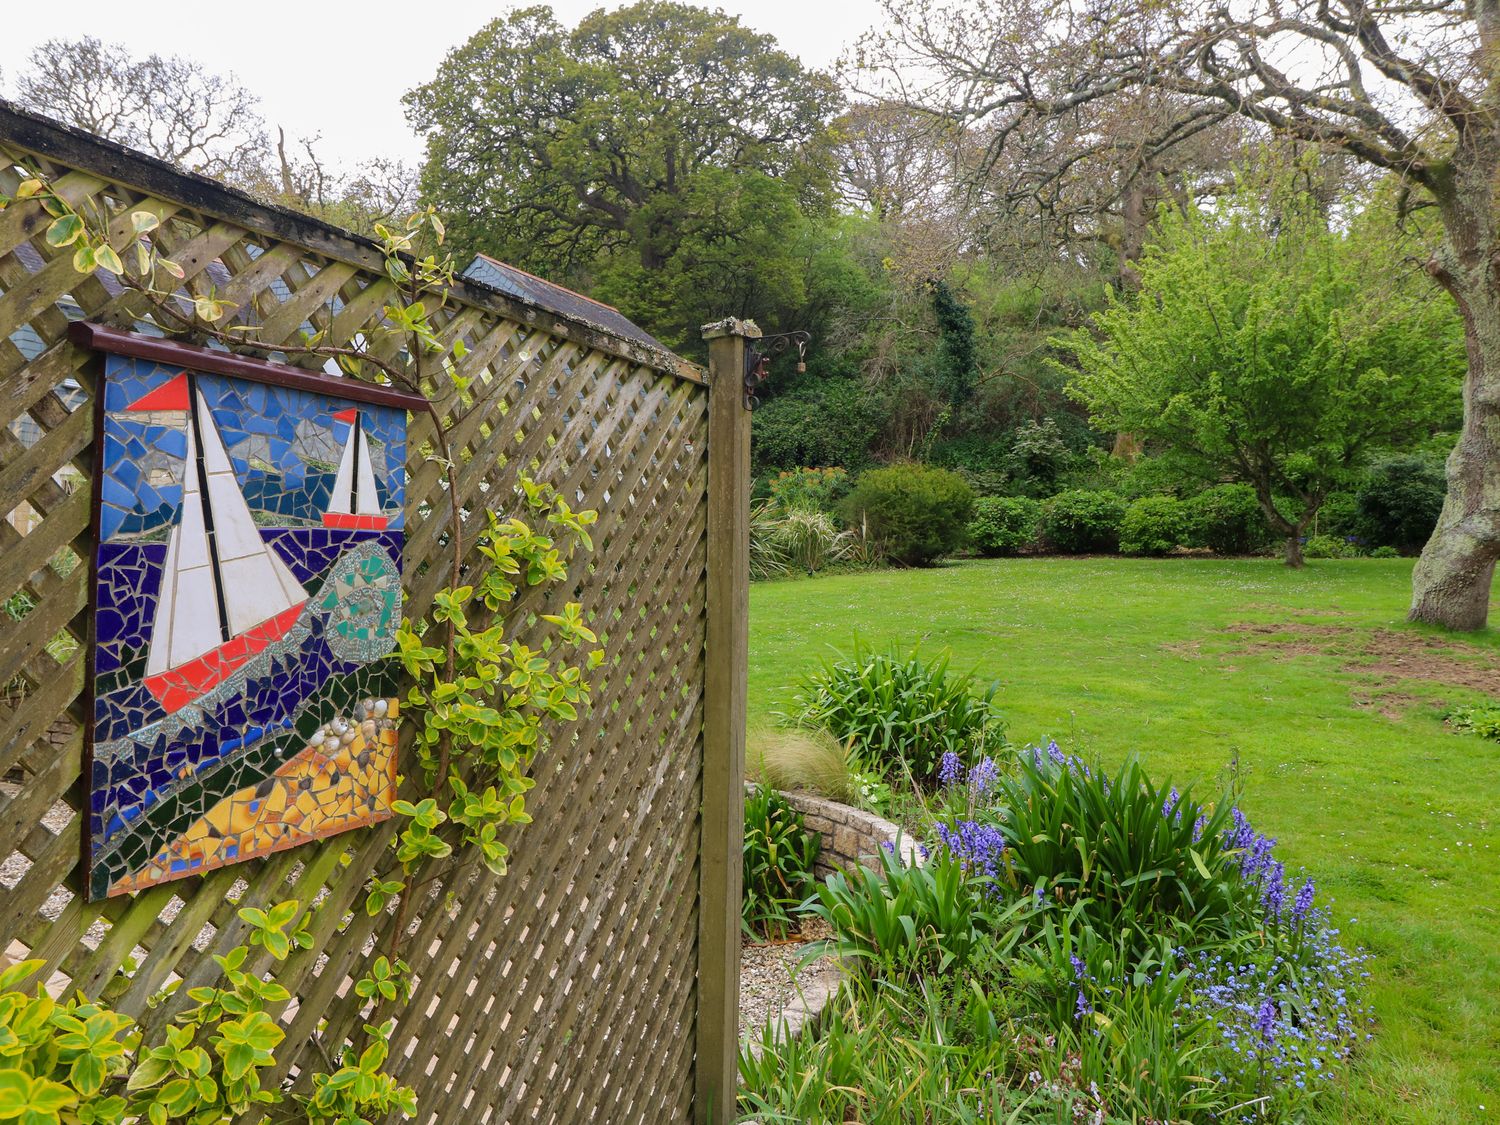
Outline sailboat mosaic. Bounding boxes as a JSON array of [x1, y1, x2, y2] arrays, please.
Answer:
[[88, 351, 408, 900]]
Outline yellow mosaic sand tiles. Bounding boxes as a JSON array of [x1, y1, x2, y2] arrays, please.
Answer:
[[109, 699, 399, 895]]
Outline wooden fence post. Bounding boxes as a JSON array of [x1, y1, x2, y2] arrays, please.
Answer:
[[696, 318, 757, 1124]]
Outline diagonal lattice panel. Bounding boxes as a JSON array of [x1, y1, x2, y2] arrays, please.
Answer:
[[0, 104, 713, 1124]]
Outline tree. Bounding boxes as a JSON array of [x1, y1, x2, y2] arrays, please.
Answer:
[[16, 36, 266, 181], [863, 0, 1500, 626], [404, 2, 842, 347], [1061, 182, 1462, 566]]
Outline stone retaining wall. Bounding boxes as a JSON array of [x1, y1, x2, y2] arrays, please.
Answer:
[[774, 790, 922, 879]]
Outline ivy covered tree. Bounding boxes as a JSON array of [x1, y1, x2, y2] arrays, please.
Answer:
[[1062, 181, 1463, 567]]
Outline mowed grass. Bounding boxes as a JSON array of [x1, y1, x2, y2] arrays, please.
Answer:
[[749, 558, 1499, 1123]]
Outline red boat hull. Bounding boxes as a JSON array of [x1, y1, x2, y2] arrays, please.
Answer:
[[321, 513, 390, 530], [145, 601, 306, 714]]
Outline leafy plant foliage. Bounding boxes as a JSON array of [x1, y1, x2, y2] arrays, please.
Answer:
[[794, 643, 1006, 785], [742, 785, 821, 939]]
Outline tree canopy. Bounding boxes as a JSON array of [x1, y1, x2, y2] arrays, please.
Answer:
[[1062, 179, 1463, 565], [404, 2, 842, 349]]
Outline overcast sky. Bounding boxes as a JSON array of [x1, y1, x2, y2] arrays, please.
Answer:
[[0, 0, 887, 171]]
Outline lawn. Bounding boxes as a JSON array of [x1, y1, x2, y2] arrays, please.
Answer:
[[749, 557, 1499, 1123]]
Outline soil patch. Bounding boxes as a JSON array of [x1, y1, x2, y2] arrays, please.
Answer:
[[1180, 621, 1500, 715], [1356, 629, 1500, 696]]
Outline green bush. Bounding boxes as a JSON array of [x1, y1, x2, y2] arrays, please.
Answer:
[[766, 466, 851, 515], [1445, 703, 1500, 741], [1184, 483, 1265, 554], [752, 374, 885, 474], [794, 643, 1006, 785], [1356, 454, 1447, 552], [967, 496, 1042, 557], [742, 784, 820, 939], [1304, 533, 1357, 559], [1118, 495, 1186, 556], [1370, 545, 1400, 559], [1042, 489, 1126, 554], [841, 463, 974, 566], [1316, 491, 1361, 539]]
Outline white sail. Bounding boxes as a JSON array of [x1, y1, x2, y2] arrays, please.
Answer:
[[146, 388, 308, 673], [328, 420, 356, 516], [327, 413, 383, 518], [354, 422, 381, 516]]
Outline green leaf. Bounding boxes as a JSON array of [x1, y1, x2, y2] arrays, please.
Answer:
[[130, 211, 161, 234], [0, 1069, 30, 1117], [1189, 848, 1212, 880], [72, 245, 97, 273], [0, 961, 42, 991], [44, 214, 83, 247], [93, 244, 123, 275]]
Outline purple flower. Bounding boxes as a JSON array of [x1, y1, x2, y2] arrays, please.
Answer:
[[1162, 787, 1182, 820], [1262, 861, 1287, 920], [1293, 878, 1317, 921], [1254, 999, 1278, 1044], [1070, 954, 1095, 1019], [933, 819, 1007, 885], [968, 756, 999, 796], [938, 751, 964, 787]]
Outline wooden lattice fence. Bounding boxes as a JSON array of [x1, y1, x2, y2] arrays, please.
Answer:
[[0, 103, 749, 1123]]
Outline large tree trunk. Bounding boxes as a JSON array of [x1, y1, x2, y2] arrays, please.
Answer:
[[1409, 148, 1500, 630], [1284, 535, 1304, 569]]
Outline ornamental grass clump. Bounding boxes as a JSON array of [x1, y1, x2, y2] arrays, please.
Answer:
[[793, 642, 1006, 786]]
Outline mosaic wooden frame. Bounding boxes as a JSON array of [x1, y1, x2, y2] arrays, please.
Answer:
[[74, 323, 428, 900]]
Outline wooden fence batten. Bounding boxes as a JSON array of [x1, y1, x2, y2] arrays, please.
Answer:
[[0, 107, 744, 1123]]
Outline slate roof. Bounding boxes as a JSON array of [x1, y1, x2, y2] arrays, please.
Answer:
[[462, 254, 670, 356]]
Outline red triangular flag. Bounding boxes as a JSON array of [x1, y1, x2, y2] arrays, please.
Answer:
[[332, 408, 358, 423], [125, 372, 190, 411]]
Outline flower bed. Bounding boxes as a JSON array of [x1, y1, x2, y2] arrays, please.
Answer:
[[740, 743, 1373, 1122]]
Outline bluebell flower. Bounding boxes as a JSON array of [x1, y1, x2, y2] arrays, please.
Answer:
[[938, 751, 964, 787], [1293, 877, 1317, 921]]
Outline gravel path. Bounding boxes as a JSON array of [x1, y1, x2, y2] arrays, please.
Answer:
[[739, 917, 838, 1038]]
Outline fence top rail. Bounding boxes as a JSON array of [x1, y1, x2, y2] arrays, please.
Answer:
[[68, 322, 434, 410], [0, 99, 704, 385]]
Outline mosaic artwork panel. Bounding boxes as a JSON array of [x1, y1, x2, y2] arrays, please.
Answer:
[[88, 352, 408, 900]]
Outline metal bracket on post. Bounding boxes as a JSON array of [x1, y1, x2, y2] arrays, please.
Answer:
[[742, 329, 810, 411]]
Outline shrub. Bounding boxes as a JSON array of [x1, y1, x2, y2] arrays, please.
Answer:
[[1316, 490, 1361, 539], [1184, 483, 1265, 554], [794, 643, 1006, 785], [766, 466, 850, 515], [1370, 545, 1401, 558], [925, 744, 1374, 1120], [749, 501, 791, 580], [803, 845, 1022, 977], [1304, 533, 1357, 559], [1005, 418, 1074, 497], [840, 463, 974, 566], [1118, 495, 1186, 556], [742, 784, 820, 939], [752, 374, 885, 474], [747, 724, 857, 804], [967, 496, 1042, 557], [1042, 489, 1126, 553], [1356, 454, 1447, 552], [750, 504, 853, 579]]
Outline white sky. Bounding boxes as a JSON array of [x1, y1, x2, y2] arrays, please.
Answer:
[[0, 0, 886, 172]]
